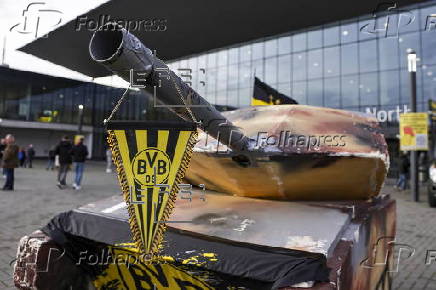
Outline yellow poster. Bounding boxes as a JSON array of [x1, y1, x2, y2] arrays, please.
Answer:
[[399, 113, 428, 151]]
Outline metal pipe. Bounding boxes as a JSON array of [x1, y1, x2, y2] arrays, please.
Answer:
[[89, 23, 249, 152], [408, 50, 419, 202]]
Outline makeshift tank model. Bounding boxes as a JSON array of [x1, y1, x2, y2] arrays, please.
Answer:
[[89, 23, 389, 201], [13, 23, 395, 290]]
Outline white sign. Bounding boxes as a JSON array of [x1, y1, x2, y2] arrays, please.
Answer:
[[365, 105, 411, 122]]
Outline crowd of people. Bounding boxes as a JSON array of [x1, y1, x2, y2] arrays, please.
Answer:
[[0, 134, 89, 191]]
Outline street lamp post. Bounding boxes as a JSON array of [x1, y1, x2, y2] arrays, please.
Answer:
[[408, 50, 419, 202], [78, 104, 84, 135]]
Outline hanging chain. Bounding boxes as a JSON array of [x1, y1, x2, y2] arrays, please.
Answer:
[[104, 86, 131, 124], [168, 73, 200, 125], [104, 68, 200, 125]]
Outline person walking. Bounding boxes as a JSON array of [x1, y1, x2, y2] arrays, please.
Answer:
[[71, 137, 88, 190], [0, 138, 6, 178], [26, 144, 35, 168], [18, 147, 26, 167], [2, 134, 19, 191], [395, 152, 410, 191], [55, 136, 73, 189], [46, 146, 56, 170]]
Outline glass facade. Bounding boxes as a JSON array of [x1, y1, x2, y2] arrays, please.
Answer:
[[167, 1, 436, 114], [4, 1, 436, 159]]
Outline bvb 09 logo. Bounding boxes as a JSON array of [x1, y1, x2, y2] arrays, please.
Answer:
[[132, 148, 171, 186]]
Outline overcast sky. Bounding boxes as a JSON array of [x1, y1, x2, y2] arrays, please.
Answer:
[[0, 0, 127, 87]]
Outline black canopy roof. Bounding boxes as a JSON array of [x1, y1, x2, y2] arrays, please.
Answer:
[[20, 0, 423, 77]]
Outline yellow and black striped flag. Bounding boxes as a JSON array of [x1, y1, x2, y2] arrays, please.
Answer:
[[106, 121, 197, 256], [251, 77, 298, 106]]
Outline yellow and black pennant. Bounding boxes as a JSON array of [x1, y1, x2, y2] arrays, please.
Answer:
[[106, 121, 198, 257]]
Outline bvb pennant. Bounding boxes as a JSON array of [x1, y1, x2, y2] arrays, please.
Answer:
[[107, 121, 197, 256]]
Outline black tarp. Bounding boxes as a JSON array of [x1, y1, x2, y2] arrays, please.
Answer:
[[42, 208, 329, 289]]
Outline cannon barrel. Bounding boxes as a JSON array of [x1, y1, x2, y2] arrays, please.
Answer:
[[89, 23, 249, 152]]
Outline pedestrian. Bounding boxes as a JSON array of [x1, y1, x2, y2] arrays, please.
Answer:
[[71, 137, 88, 190], [106, 148, 112, 173], [26, 144, 35, 168], [54, 136, 73, 189], [395, 152, 410, 191], [18, 147, 26, 167], [2, 134, 19, 191], [0, 138, 6, 178], [46, 146, 56, 170]]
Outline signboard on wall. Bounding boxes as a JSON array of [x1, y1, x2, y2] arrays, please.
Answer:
[[399, 113, 429, 151]]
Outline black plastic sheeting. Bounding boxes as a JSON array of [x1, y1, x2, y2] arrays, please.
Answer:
[[42, 209, 330, 289]]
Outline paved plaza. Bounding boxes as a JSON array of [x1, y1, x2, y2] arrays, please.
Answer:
[[0, 160, 435, 289]]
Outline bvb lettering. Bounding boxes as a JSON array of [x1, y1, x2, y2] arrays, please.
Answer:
[[132, 148, 171, 186]]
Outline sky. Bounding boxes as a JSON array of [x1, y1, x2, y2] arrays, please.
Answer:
[[0, 0, 128, 87]]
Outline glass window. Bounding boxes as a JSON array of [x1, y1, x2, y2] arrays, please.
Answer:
[[358, 16, 377, 41], [238, 62, 252, 88], [252, 42, 264, 60], [217, 66, 228, 91], [206, 68, 217, 93], [308, 79, 323, 106], [399, 7, 418, 33], [398, 32, 420, 67], [228, 90, 238, 106], [217, 50, 228, 66], [359, 40, 377, 72], [205, 90, 216, 104], [265, 39, 277, 58], [228, 64, 239, 90], [188, 57, 197, 71], [216, 90, 227, 105], [323, 23, 339, 46], [308, 49, 323, 79], [324, 47, 340, 77], [278, 36, 291, 55], [420, 5, 436, 32], [238, 87, 251, 107], [308, 29, 322, 49], [324, 77, 340, 108], [292, 52, 306, 81], [378, 13, 399, 38], [341, 43, 358, 75], [4, 82, 29, 121], [265, 57, 277, 84], [423, 65, 436, 103], [207, 52, 217, 68], [380, 70, 400, 105], [198, 55, 206, 71], [341, 75, 359, 107], [341, 21, 358, 44], [359, 72, 379, 106], [53, 89, 65, 123], [379, 37, 399, 70], [61, 88, 73, 123], [278, 83, 291, 97], [293, 81, 307, 104], [422, 31, 436, 65], [180, 59, 188, 70], [253, 59, 264, 80], [240, 45, 251, 62], [292, 32, 306, 52], [278, 54, 291, 83], [229, 48, 239, 64]]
